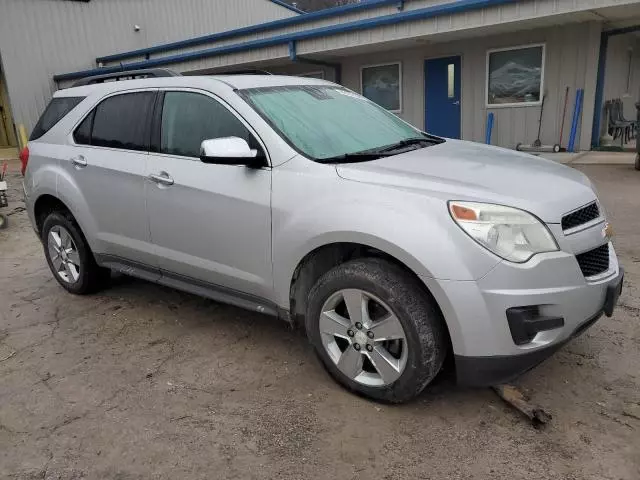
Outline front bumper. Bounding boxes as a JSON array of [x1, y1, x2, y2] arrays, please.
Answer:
[[421, 241, 623, 386], [455, 267, 623, 386]]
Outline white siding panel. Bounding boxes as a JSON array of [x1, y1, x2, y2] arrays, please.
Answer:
[[326, 22, 600, 150]]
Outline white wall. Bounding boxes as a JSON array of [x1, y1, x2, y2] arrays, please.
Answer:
[[0, 0, 296, 132], [316, 21, 601, 151]]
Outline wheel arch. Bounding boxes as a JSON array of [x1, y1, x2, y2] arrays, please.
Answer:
[[33, 194, 73, 236], [287, 241, 452, 351]]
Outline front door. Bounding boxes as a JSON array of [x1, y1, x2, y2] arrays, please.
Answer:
[[145, 90, 272, 300], [425, 56, 461, 138]]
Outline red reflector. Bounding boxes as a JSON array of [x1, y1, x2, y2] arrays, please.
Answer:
[[19, 146, 29, 176]]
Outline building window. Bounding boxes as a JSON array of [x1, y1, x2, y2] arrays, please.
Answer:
[[361, 62, 402, 112], [486, 44, 545, 106]]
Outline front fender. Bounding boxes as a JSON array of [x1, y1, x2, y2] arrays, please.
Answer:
[[271, 161, 500, 308]]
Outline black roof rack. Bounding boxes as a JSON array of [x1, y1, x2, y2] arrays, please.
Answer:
[[71, 68, 181, 87], [211, 69, 273, 76]]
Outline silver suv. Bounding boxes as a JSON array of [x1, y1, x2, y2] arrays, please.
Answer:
[[22, 74, 623, 403]]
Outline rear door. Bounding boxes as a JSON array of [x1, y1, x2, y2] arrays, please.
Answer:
[[145, 89, 273, 300], [66, 90, 157, 267]]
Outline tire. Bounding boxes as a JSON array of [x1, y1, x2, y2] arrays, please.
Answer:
[[42, 211, 110, 294], [635, 154, 640, 171], [305, 258, 447, 403], [0, 214, 7, 230]]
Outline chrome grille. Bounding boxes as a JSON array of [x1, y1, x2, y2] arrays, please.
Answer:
[[562, 202, 600, 231], [576, 244, 610, 277]]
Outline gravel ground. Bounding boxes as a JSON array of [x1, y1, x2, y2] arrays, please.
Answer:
[[0, 162, 639, 479]]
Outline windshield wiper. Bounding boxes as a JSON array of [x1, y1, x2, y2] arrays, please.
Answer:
[[320, 151, 394, 164], [319, 135, 443, 164], [375, 137, 438, 153]]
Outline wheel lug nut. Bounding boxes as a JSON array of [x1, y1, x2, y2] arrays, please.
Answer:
[[355, 322, 363, 330], [354, 343, 361, 351], [366, 344, 373, 352], [347, 329, 354, 337], [367, 331, 374, 339]]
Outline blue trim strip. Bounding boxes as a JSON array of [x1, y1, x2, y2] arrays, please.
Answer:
[[268, 0, 305, 14], [96, 0, 403, 64], [58, 0, 518, 82]]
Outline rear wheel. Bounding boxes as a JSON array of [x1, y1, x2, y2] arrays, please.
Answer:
[[305, 258, 447, 403], [42, 211, 110, 294]]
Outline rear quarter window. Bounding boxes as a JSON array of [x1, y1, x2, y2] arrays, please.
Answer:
[[30, 97, 85, 140]]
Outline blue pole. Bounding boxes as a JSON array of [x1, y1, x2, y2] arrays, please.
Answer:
[[573, 89, 584, 152], [568, 89, 581, 153], [485, 112, 494, 144]]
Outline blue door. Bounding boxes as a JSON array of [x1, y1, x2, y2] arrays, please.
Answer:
[[425, 56, 461, 138]]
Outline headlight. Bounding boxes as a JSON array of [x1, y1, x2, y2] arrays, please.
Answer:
[[448, 201, 558, 263]]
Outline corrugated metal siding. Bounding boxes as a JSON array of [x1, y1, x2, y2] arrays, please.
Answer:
[[294, 0, 615, 56], [603, 33, 640, 121], [0, 0, 295, 131], [97, 0, 634, 70], [330, 22, 600, 150]]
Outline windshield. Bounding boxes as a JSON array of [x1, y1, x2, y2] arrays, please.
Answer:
[[238, 85, 440, 161]]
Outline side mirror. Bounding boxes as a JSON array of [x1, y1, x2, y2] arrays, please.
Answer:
[[199, 137, 265, 168]]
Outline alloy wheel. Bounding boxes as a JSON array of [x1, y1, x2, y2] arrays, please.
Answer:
[[319, 288, 408, 387], [47, 225, 81, 283]]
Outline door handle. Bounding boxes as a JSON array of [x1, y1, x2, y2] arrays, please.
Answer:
[[71, 155, 87, 168], [453, 101, 460, 106], [148, 171, 174, 186]]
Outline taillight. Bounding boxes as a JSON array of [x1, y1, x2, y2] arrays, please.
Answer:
[[19, 146, 29, 176]]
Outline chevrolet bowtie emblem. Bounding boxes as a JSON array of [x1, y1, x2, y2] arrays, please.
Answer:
[[603, 222, 614, 239]]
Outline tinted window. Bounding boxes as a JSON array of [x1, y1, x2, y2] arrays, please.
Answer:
[[160, 92, 254, 158], [30, 96, 85, 140], [91, 92, 155, 151], [73, 110, 94, 145]]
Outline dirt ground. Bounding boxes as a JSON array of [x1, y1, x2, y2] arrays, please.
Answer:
[[1, 162, 639, 480]]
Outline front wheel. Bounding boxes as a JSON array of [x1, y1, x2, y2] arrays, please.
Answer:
[[635, 153, 640, 171], [305, 258, 447, 403]]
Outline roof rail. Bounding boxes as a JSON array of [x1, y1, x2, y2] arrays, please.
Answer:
[[70, 68, 181, 87], [213, 69, 273, 76]]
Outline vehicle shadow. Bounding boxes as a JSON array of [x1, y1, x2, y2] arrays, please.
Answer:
[[99, 273, 495, 407]]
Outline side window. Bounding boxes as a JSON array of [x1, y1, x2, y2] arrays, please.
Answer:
[[73, 110, 94, 145], [30, 96, 85, 140], [160, 91, 255, 158], [90, 92, 155, 151]]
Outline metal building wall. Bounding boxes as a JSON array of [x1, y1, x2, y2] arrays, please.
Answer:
[[334, 21, 601, 151], [603, 33, 640, 120], [95, 0, 626, 75], [0, 0, 296, 132]]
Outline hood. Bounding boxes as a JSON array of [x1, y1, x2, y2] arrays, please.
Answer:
[[335, 139, 596, 223]]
